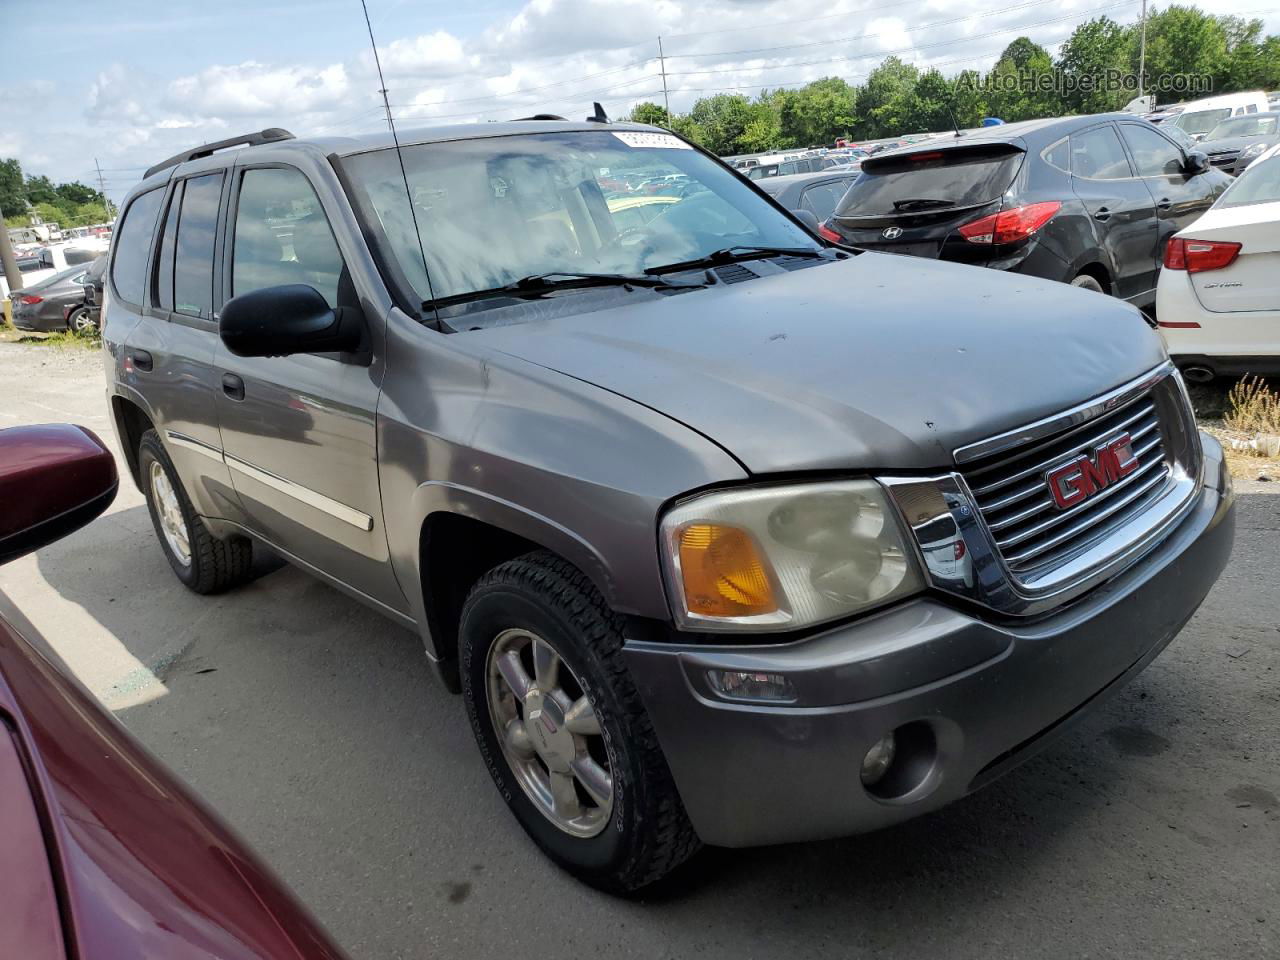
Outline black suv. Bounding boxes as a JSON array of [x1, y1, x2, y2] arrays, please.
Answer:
[[821, 114, 1231, 308]]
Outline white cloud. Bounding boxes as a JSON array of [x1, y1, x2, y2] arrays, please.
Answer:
[[166, 61, 351, 117], [6, 0, 1277, 200]]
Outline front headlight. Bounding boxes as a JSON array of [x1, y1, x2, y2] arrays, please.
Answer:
[[659, 480, 923, 632], [1240, 142, 1267, 159]]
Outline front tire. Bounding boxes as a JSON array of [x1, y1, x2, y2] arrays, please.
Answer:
[[139, 429, 252, 594], [459, 551, 699, 892]]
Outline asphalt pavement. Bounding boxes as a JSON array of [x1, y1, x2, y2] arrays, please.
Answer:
[[1, 340, 1277, 959]]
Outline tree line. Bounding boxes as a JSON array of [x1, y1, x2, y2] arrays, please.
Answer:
[[1, 158, 112, 231], [629, 5, 1280, 155]]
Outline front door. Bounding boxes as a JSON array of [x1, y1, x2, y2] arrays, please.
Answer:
[[1117, 120, 1221, 278], [212, 163, 403, 613], [1068, 122, 1159, 302]]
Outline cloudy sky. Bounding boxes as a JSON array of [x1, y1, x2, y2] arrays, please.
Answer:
[[6, 0, 1278, 206]]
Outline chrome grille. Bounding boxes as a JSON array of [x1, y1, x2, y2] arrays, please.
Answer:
[[960, 389, 1174, 580]]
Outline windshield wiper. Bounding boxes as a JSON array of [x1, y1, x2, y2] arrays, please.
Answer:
[[644, 245, 827, 276], [891, 198, 956, 211], [423, 271, 704, 309]]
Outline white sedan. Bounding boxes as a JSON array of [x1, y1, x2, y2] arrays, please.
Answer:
[[1156, 143, 1280, 381]]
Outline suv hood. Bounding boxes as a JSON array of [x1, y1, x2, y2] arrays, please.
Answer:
[[467, 254, 1166, 474]]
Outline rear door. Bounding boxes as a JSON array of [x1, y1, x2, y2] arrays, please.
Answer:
[[1117, 120, 1221, 271], [129, 169, 242, 521], [1067, 122, 1158, 301], [212, 162, 401, 611]]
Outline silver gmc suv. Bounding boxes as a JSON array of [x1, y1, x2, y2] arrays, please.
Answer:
[[103, 121, 1235, 892]]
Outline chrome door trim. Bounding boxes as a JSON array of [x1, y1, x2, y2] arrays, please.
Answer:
[[953, 361, 1176, 465], [166, 431, 226, 464], [223, 453, 374, 531]]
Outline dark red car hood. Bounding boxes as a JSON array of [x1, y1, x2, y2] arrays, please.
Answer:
[[0, 597, 350, 960]]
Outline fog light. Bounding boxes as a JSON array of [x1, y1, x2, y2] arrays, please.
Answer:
[[860, 733, 897, 786], [707, 670, 796, 703]]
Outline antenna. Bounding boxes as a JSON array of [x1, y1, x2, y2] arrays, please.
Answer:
[[587, 102, 610, 123], [358, 0, 438, 318], [946, 102, 963, 139]]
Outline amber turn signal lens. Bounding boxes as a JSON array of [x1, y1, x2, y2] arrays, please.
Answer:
[[677, 523, 778, 618]]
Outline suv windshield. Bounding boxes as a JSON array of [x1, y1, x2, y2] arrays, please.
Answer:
[[1205, 115, 1278, 139], [1175, 108, 1233, 136], [343, 130, 816, 307]]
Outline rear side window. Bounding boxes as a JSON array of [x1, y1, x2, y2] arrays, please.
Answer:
[[1070, 126, 1132, 180], [173, 174, 223, 317], [110, 188, 164, 305], [836, 145, 1023, 218], [233, 167, 346, 307], [1119, 124, 1184, 178], [800, 180, 853, 221]]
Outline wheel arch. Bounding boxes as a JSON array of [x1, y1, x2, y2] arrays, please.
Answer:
[[412, 486, 624, 692], [109, 391, 156, 492]]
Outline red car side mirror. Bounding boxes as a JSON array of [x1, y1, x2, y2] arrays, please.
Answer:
[[0, 425, 118, 565]]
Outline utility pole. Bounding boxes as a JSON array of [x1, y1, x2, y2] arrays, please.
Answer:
[[658, 36, 670, 121], [1137, 0, 1148, 102], [94, 157, 113, 222], [0, 216, 20, 307]]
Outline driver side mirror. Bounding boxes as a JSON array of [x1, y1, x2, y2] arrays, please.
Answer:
[[1184, 150, 1210, 176], [219, 284, 363, 358], [792, 209, 821, 233], [0, 425, 118, 565]]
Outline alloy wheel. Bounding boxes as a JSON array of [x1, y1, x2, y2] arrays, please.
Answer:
[[485, 627, 613, 838], [149, 461, 191, 567]]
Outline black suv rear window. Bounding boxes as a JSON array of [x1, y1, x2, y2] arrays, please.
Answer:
[[835, 144, 1024, 218]]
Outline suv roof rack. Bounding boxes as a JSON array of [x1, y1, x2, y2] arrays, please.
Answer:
[[143, 128, 296, 179], [514, 114, 568, 121]]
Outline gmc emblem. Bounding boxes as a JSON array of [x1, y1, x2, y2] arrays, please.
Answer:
[[1045, 433, 1140, 510]]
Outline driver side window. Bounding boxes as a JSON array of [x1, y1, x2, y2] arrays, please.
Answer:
[[232, 168, 347, 308], [1120, 124, 1185, 178]]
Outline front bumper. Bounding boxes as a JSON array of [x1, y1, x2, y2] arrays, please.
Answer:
[[624, 434, 1234, 847]]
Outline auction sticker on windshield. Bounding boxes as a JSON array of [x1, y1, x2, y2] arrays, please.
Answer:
[[612, 131, 692, 149]]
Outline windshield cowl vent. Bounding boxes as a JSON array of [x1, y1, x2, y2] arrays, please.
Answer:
[[712, 263, 760, 284]]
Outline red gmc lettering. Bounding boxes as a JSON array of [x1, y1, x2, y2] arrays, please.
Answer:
[[1045, 433, 1141, 510]]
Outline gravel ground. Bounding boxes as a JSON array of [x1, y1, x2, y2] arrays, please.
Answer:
[[1, 340, 1277, 960]]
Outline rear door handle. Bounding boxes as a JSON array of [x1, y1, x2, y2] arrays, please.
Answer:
[[1093, 207, 1112, 222], [222, 372, 245, 401], [130, 349, 153, 372], [1157, 198, 1172, 210]]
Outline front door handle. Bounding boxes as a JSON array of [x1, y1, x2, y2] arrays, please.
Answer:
[[1157, 197, 1172, 210], [222, 372, 245, 401], [1093, 207, 1112, 222], [130, 349, 153, 372]]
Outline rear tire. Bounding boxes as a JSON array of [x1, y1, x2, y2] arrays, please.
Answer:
[[459, 551, 700, 893], [1070, 273, 1105, 294], [139, 429, 252, 594]]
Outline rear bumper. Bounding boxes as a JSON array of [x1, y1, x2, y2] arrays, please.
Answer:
[[624, 435, 1234, 848]]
